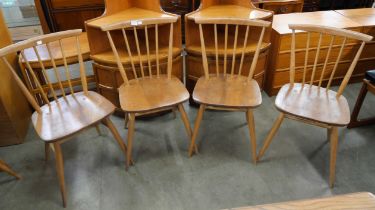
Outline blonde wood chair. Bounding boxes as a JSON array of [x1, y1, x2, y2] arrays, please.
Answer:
[[257, 24, 373, 187], [0, 159, 21, 180], [101, 17, 195, 169], [188, 18, 271, 163], [0, 30, 129, 207]]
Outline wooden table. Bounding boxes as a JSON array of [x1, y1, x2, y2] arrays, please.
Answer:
[[227, 192, 375, 210], [265, 10, 374, 95], [19, 32, 93, 105]]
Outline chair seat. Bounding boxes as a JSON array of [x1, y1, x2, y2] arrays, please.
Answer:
[[192, 74, 262, 108], [118, 75, 189, 113], [275, 83, 350, 126], [31, 91, 115, 142]]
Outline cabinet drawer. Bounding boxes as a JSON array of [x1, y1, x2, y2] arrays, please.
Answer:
[[263, 3, 302, 14], [50, 0, 104, 9]]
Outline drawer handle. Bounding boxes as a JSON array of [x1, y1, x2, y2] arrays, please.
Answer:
[[98, 84, 115, 90], [278, 6, 288, 13]]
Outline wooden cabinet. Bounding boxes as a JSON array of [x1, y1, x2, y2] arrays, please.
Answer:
[[303, 0, 320, 11], [35, 0, 105, 33], [265, 10, 375, 95], [85, 0, 183, 111], [253, 0, 304, 14], [185, 0, 273, 100], [0, 10, 31, 146]]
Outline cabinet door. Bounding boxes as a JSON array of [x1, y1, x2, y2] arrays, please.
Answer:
[[52, 9, 104, 31]]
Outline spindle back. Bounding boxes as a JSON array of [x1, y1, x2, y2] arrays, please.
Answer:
[[288, 24, 373, 97], [101, 17, 178, 85], [195, 17, 271, 80], [0, 29, 87, 114]]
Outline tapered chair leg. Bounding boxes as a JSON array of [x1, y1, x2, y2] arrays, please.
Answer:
[[95, 124, 102, 136], [124, 113, 129, 129], [329, 126, 339, 188], [53, 142, 67, 208], [102, 117, 132, 167], [0, 160, 21, 180], [189, 104, 205, 157], [126, 113, 136, 169], [257, 113, 285, 161], [45, 142, 50, 161], [177, 104, 198, 153], [246, 109, 257, 164]]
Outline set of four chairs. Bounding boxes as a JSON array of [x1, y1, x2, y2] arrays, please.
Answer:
[[0, 16, 372, 207]]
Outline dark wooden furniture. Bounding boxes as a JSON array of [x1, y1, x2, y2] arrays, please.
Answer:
[[185, 0, 273, 103], [187, 17, 271, 163], [0, 159, 21, 180], [35, 0, 105, 33], [264, 10, 375, 96], [348, 79, 375, 128], [253, 0, 304, 14], [85, 0, 183, 111], [160, 0, 195, 42], [226, 192, 375, 210], [258, 24, 372, 187], [303, 0, 320, 11], [0, 9, 31, 146], [0, 30, 130, 207]]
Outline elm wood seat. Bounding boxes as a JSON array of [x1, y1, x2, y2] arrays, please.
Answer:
[[102, 17, 195, 169], [193, 74, 262, 108], [257, 24, 373, 188], [188, 17, 272, 163], [32, 91, 115, 141], [0, 159, 21, 180], [276, 83, 350, 126], [119, 75, 189, 113], [0, 30, 129, 208]]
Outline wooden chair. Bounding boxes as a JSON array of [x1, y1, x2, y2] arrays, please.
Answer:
[[257, 24, 373, 187], [0, 30, 129, 207], [0, 159, 21, 180], [101, 17, 195, 169], [187, 18, 271, 163], [348, 78, 375, 128]]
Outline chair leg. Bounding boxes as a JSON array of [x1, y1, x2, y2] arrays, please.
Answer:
[[102, 117, 132, 168], [124, 112, 129, 129], [45, 142, 50, 161], [95, 124, 102, 136], [53, 142, 67, 208], [177, 104, 198, 154], [189, 104, 205, 157], [246, 109, 257, 164], [257, 113, 285, 161], [348, 82, 372, 128], [329, 126, 339, 188], [126, 113, 136, 170], [0, 159, 21, 180]]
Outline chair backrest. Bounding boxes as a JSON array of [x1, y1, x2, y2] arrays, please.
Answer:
[[0, 29, 87, 114], [195, 17, 271, 80], [288, 24, 373, 97], [101, 17, 178, 85]]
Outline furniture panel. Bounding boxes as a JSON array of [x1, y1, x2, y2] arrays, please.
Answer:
[[50, 0, 103, 9], [0, 9, 31, 146]]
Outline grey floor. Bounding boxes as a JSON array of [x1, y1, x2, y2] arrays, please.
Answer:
[[0, 83, 374, 210]]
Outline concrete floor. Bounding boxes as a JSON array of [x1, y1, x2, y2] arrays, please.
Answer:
[[0, 83, 374, 210]]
